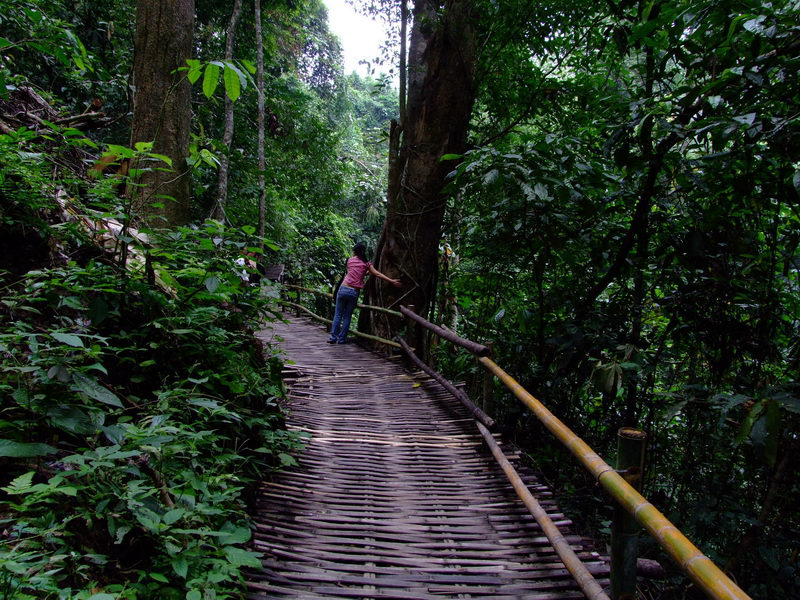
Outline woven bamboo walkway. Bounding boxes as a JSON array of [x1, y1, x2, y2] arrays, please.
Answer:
[[250, 315, 609, 599]]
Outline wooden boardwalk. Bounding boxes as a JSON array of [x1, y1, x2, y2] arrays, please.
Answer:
[[250, 315, 609, 599]]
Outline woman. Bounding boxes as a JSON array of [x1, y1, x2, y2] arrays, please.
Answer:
[[328, 243, 401, 344]]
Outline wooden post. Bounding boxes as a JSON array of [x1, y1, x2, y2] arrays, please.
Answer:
[[481, 341, 494, 414], [401, 305, 415, 365], [403, 305, 415, 341], [611, 427, 646, 600]]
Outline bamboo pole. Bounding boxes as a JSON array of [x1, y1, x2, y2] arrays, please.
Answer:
[[284, 283, 333, 299], [611, 427, 646, 600], [278, 300, 402, 349], [475, 421, 611, 600], [477, 356, 751, 600], [356, 302, 401, 318], [284, 284, 402, 318], [400, 305, 491, 356], [397, 336, 494, 428]]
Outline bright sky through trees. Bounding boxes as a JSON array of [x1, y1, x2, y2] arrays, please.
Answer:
[[323, 0, 387, 77]]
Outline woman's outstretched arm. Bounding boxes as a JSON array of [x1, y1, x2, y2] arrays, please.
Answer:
[[368, 264, 402, 287]]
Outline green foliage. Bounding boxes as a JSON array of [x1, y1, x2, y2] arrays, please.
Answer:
[[0, 0, 135, 129], [282, 209, 358, 286], [429, 0, 800, 595], [185, 59, 252, 102], [0, 133, 300, 599], [0, 0, 391, 597], [0, 1, 91, 92], [187, 0, 395, 263], [332, 74, 398, 243]]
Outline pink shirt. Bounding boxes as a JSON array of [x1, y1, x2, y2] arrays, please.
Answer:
[[342, 256, 372, 289]]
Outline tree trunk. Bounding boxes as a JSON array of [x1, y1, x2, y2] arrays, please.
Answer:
[[398, 0, 408, 126], [384, 0, 408, 231], [255, 0, 267, 243], [130, 0, 194, 227], [725, 443, 792, 574], [211, 0, 244, 222], [367, 0, 477, 354]]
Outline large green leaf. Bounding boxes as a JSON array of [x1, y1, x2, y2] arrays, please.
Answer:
[[219, 522, 251, 545], [223, 546, 262, 568], [72, 372, 123, 408], [0, 439, 57, 457], [223, 67, 241, 102], [186, 59, 202, 84], [51, 332, 84, 347], [172, 556, 188, 579], [205, 275, 221, 293], [735, 401, 765, 445], [202, 63, 220, 98], [49, 406, 97, 434]]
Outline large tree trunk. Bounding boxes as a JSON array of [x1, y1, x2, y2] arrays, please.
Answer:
[[255, 0, 267, 242], [211, 0, 244, 222], [130, 0, 194, 226], [366, 0, 476, 354]]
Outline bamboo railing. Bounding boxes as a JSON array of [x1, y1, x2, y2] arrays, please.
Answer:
[[397, 315, 611, 600], [279, 283, 402, 348], [283, 283, 402, 318], [396, 336, 494, 428], [280, 284, 610, 596], [398, 305, 751, 600], [277, 283, 749, 599], [475, 420, 610, 600], [400, 305, 491, 356], [279, 298, 403, 349]]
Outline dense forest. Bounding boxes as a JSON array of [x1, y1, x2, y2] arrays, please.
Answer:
[[0, 0, 797, 599]]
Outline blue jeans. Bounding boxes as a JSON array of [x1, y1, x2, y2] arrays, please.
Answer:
[[329, 285, 359, 343]]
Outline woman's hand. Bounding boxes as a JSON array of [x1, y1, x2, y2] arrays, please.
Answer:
[[369, 264, 402, 287]]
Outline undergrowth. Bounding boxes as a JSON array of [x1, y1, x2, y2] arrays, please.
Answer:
[[0, 128, 301, 599]]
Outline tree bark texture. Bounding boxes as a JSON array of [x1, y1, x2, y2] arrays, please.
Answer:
[[398, 0, 408, 125], [212, 0, 244, 222], [367, 0, 477, 354], [130, 0, 194, 226], [255, 0, 267, 242]]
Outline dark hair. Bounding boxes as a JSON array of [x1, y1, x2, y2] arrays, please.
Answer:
[[353, 242, 367, 262]]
